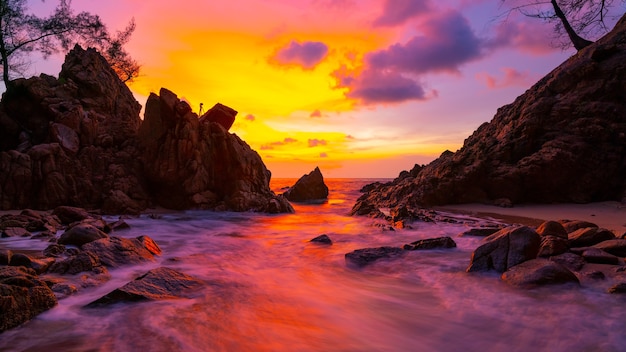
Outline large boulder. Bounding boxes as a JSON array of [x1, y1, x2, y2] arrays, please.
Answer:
[[138, 88, 293, 213], [58, 223, 109, 246], [352, 15, 626, 213], [501, 258, 579, 288], [0, 266, 57, 332], [467, 226, 541, 273], [86, 267, 204, 307], [283, 167, 329, 202], [81, 236, 160, 268]]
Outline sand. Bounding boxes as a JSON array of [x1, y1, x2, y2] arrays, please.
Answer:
[[437, 201, 626, 235]]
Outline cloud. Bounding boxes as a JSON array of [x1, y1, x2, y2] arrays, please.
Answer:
[[308, 139, 328, 147], [260, 137, 298, 150], [310, 109, 322, 118], [271, 40, 329, 69], [476, 67, 535, 89], [245, 114, 255, 121], [373, 0, 432, 27], [487, 20, 557, 54], [320, 152, 328, 158], [333, 10, 484, 105]]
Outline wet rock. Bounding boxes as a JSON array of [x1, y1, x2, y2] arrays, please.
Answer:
[[1, 227, 30, 238], [560, 220, 599, 234], [608, 282, 626, 294], [581, 248, 621, 265], [310, 234, 332, 245], [47, 251, 103, 275], [0, 266, 57, 332], [345, 247, 404, 267], [43, 244, 66, 258], [50, 282, 78, 299], [8, 253, 33, 267], [467, 226, 541, 273], [52, 206, 92, 225], [86, 267, 204, 307], [58, 223, 109, 247], [0, 249, 11, 265], [537, 236, 569, 257], [592, 239, 626, 257], [501, 258, 579, 288], [403, 237, 456, 250], [459, 227, 502, 237], [585, 271, 606, 280], [82, 236, 160, 268], [536, 221, 568, 239], [568, 227, 615, 247], [549, 253, 585, 271], [108, 219, 131, 232], [283, 167, 329, 202]]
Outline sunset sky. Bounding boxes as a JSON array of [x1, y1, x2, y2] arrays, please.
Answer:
[[25, 0, 619, 178]]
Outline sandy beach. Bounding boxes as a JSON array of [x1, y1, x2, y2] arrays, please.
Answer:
[[437, 201, 626, 235]]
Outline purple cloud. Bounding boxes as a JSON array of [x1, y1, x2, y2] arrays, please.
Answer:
[[271, 40, 329, 69], [368, 11, 483, 74], [373, 0, 432, 27], [308, 139, 328, 147], [476, 68, 535, 89], [336, 68, 428, 104]]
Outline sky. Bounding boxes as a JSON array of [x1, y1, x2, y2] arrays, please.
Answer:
[[21, 0, 621, 178]]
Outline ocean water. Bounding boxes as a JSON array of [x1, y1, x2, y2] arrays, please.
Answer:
[[1, 179, 625, 352]]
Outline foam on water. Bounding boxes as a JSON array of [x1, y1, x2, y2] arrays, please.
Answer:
[[1, 179, 626, 351]]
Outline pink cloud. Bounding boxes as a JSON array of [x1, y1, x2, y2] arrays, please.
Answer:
[[373, 0, 432, 27], [260, 137, 298, 150], [245, 114, 255, 121], [476, 67, 535, 89], [310, 109, 322, 118], [271, 40, 329, 69], [487, 20, 558, 55], [308, 139, 328, 147], [320, 152, 328, 158]]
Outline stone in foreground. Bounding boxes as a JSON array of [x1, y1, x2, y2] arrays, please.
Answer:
[[403, 237, 456, 250], [467, 226, 540, 273], [345, 247, 404, 267], [86, 267, 204, 307], [501, 258, 579, 288]]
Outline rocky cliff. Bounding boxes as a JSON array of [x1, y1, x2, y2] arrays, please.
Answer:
[[353, 15, 626, 214], [0, 45, 292, 214]]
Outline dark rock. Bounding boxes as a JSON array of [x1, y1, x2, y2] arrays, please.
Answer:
[[560, 220, 599, 234], [592, 239, 626, 257], [86, 267, 203, 307], [47, 251, 103, 275], [537, 236, 569, 257], [310, 234, 332, 245], [283, 167, 329, 202], [467, 226, 541, 273], [501, 258, 579, 288], [350, 17, 626, 211], [1, 227, 30, 238], [608, 282, 626, 294], [0, 249, 11, 265], [345, 247, 404, 267], [568, 227, 615, 247], [43, 244, 66, 258], [586, 271, 606, 280], [9, 253, 32, 267], [459, 227, 502, 237], [0, 266, 57, 332], [58, 223, 108, 246], [82, 236, 160, 268], [199, 103, 237, 131], [52, 206, 92, 225], [50, 282, 78, 298], [581, 248, 621, 265], [549, 253, 586, 272], [108, 219, 131, 232], [536, 221, 568, 239], [404, 237, 456, 250], [101, 190, 143, 215]]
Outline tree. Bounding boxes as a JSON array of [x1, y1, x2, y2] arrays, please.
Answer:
[[502, 0, 626, 51], [0, 0, 139, 88]]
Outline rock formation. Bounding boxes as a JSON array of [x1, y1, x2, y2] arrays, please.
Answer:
[[353, 14, 626, 214], [0, 45, 292, 214], [283, 167, 329, 202]]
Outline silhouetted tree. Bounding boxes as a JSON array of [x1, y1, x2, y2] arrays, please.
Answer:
[[0, 0, 139, 88], [502, 0, 626, 50]]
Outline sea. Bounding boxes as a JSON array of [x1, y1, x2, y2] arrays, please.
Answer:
[[1, 179, 625, 352]]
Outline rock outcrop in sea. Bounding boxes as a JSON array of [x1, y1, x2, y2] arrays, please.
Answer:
[[0, 45, 292, 214], [283, 166, 329, 202], [353, 14, 626, 214]]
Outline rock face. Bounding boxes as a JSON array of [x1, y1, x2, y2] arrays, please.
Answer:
[[0, 266, 57, 332], [86, 267, 203, 307], [0, 45, 292, 214], [352, 15, 626, 213], [467, 226, 541, 273], [283, 167, 329, 202]]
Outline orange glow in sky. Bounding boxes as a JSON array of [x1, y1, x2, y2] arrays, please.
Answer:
[[28, 0, 577, 177]]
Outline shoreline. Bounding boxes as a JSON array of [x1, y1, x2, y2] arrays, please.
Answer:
[[436, 201, 626, 234]]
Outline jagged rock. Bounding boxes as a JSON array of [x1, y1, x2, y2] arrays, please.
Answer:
[[43, 244, 66, 258], [403, 237, 456, 250], [501, 258, 579, 288], [47, 251, 104, 275], [537, 236, 569, 257], [310, 234, 332, 244], [283, 167, 329, 202], [568, 227, 616, 247], [81, 236, 160, 268], [345, 247, 404, 267], [101, 190, 142, 215], [592, 239, 626, 257], [199, 103, 237, 131], [0, 266, 57, 332], [351, 15, 626, 213], [467, 226, 540, 273], [86, 267, 204, 307], [58, 223, 109, 247]]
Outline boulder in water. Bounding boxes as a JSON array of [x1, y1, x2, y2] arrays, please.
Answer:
[[283, 167, 329, 202]]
